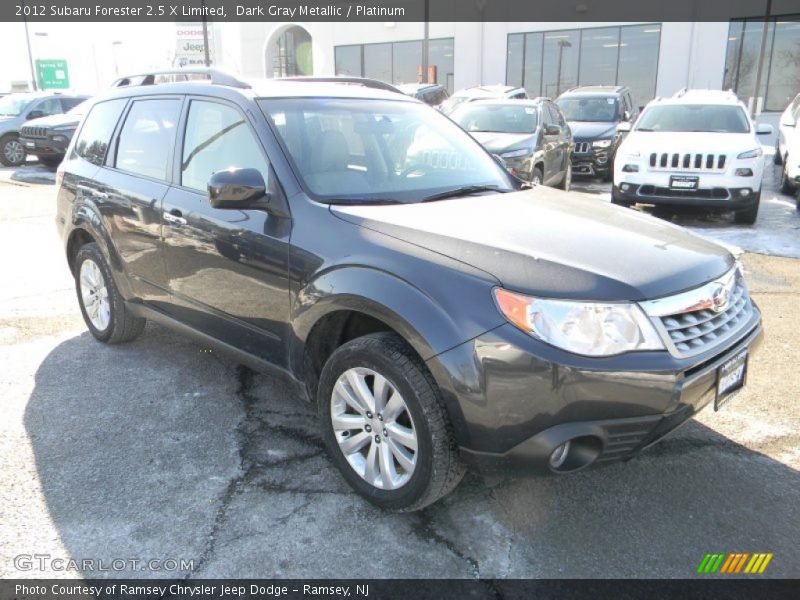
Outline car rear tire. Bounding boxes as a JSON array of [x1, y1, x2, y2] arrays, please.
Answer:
[[74, 243, 146, 344], [780, 161, 796, 195], [734, 192, 760, 225], [0, 134, 26, 167], [39, 155, 62, 168], [317, 332, 465, 511], [530, 167, 544, 186]]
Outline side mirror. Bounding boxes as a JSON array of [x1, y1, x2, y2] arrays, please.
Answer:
[[27, 110, 45, 120], [623, 110, 632, 122], [755, 123, 773, 135], [617, 121, 632, 133], [208, 168, 269, 209], [544, 124, 561, 136]]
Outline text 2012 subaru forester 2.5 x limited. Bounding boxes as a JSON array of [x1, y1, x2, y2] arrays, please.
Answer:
[[56, 70, 762, 511]]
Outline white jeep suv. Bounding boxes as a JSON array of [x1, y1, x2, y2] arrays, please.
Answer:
[[612, 89, 772, 224]]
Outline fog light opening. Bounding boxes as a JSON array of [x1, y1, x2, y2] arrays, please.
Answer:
[[620, 183, 631, 191], [740, 188, 751, 196], [549, 436, 603, 473]]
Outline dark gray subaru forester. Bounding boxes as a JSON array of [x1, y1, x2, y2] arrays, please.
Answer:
[[56, 70, 762, 510]]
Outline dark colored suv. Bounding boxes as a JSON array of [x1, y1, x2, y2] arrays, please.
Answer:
[[450, 98, 572, 188], [555, 85, 639, 181], [397, 83, 449, 107], [20, 99, 90, 167], [56, 70, 762, 511]]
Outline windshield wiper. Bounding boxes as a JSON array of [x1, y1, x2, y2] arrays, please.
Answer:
[[326, 198, 405, 206], [419, 185, 508, 203]]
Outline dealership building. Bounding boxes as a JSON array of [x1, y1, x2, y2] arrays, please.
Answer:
[[232, 13, 799, 129]]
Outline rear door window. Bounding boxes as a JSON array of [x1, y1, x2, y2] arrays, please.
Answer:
[[180, 100, 270, 192], [73, 99, 127, 166], [115, 98, 181, 182]]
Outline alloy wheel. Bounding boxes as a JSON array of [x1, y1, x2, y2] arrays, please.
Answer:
[[3, 138, 25, 165], [331, 367, 418, 490], [79, 259, 111, 331]]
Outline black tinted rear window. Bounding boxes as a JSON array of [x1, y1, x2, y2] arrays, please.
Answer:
[[74, 99, 127, 166]]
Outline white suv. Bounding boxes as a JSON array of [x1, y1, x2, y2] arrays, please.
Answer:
[[612, 89, 772, 224]]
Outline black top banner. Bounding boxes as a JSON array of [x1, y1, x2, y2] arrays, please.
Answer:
[[5, 0, 798, 23]]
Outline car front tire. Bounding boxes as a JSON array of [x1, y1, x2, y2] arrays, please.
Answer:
[[318, 332, 464, 511], [74, 243, 146, 343], [780, 160, 796, 195], [0, 134, 26, 167], [734, 192, 760, 225]]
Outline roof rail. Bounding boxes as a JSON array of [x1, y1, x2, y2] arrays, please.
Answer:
[[275, 76, 402, 94], [673, 87, 688, 98], [111, 68, 251, 89]]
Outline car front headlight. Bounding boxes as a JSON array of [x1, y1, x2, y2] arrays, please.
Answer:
[[593, 139, 612, 149], [500, 148, 532, 159], [494, 288, 664, 356], [52, 125, 77, 132], [737, 147, 763, 159]]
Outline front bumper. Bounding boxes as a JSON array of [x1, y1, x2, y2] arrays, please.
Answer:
[[571, 146, 610, 176], [613, 183, 758, 209], [19, 135, 69, 158], [427, 309, 763, 477]]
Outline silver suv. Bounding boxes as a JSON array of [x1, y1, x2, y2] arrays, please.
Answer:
[[0, 92, 88, 167]]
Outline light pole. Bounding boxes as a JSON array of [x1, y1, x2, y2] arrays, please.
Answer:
[[22, 1, 38, 91], [556, 40, 572, 97], [111, 41, 122, 76], [421, 0, 429, 83]]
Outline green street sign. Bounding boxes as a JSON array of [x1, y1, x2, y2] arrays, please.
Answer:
[[35, 60, 70, 90]]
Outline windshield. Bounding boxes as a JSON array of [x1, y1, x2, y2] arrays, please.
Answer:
[[452, 104, 538, 134], [556, 97, 618, 122], [635, 104, 750, 133], [67, 100, 91, 116], [0, 95, 32, 117], [440, 95, 470, 115], [258, 98, 512, 204]]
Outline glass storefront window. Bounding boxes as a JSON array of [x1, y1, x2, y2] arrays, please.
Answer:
[[506, 24, 662, 104], [724, 15, 800, 113], [335, 38, 455, 94]]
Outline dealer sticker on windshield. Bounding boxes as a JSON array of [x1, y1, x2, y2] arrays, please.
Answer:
[[715, 350, 748, 411]]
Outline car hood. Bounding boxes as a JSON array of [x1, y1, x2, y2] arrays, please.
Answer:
[[620, 131, 758, 154], [331, 187, 733, 302], [23, 113, 81, 128], [470, 132, 537, 154], [567, 121, 617, 141]]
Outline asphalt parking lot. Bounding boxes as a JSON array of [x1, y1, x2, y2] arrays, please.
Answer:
[[1, 159, 798, 579]]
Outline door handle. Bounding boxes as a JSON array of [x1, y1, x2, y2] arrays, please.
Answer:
[[163, 209, 187, 226]]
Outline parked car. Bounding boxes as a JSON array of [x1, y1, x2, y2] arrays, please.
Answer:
[[440, 85, 528, 115], [555, 85, 639, 181], [774, 92, 800, 166], [451, 98, 571, 188], [57, 69, 762, 510], [780, 131, 800, 209], [613, 89, 772, 224], [19, 99, 91, 168], [0, 92, 88, 167], [396, 83, 449, 107]]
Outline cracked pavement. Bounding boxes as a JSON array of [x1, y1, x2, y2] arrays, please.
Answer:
[[1, 173, 798, 579]]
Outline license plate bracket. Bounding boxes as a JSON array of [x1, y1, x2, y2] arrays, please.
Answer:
[[715, 350, 748, 411], [669, 175, 699, 190]]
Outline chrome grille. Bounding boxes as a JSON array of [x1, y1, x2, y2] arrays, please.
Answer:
[[573, 142, 591, 154], [21, 126, 47, 138], [640, 267, 753, 358], [648, 152, 727, 172]]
